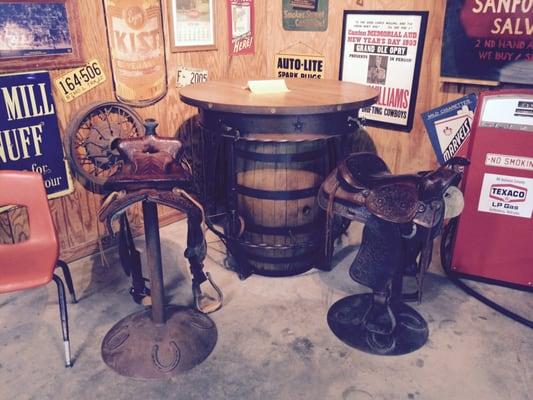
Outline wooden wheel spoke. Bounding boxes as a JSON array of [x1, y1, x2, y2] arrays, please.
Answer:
[[66, 102, 143, 186], [79, 140, 107, 150], [80, 121, 93, 130]]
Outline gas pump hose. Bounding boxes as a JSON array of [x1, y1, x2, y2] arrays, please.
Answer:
[[440, 219, 533, 330]]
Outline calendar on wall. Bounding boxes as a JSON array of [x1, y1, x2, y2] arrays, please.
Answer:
[[168, 0, 216, 52]]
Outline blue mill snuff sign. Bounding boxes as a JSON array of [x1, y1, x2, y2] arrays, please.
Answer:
[[0, 71, 72, 198]]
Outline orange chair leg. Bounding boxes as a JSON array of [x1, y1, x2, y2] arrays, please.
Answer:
[[52, 274, 72, 367]]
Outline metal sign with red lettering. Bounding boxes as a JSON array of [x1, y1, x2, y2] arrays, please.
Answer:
[[339, 10, 428, 132], [478, 173, 533, 218], [441, 0, 533, 84], [227, 0, 255, 56]]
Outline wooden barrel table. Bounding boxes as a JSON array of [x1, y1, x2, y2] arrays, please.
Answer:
[[179, 79, 378, 277]]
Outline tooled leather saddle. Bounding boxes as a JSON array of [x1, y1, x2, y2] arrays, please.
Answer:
[[320, 152, 466, 229], [97, 118, 222, 313], [104, 120, 191, 192], [320, 152, 467, 355], [320, 152, 467, 282]]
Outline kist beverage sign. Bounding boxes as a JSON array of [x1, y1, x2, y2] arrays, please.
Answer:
[[275, 53, 325, 79], [0, 71, 72, 198], [103, 0, 167, 106]]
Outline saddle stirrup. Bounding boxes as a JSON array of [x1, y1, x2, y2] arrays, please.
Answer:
[[193, 272, 223, 314]]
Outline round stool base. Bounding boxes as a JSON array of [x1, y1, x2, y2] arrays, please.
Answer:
[[101, 305, 217, 379], [327, 293, 428, 356]]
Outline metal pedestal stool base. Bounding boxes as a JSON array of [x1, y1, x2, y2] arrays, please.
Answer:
[[101, 305, 217, 379], [327, 293, 428, 356]]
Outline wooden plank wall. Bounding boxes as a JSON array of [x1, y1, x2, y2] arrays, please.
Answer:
[[0, 0, 498, 261]]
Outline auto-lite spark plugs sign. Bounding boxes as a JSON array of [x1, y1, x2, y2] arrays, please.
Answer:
[[0, 71, 72, 198], [275, 53, 325, 79], [339, 11, 428, 132]]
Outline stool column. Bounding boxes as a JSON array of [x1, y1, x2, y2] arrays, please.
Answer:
[[142, 201, 165, 325]]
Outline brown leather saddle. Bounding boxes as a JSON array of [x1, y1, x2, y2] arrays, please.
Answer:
[[97, 119, 222, 313], [319, 152, 464, 228], [104, 120, 192, 192], [320, 153, 467, 354]]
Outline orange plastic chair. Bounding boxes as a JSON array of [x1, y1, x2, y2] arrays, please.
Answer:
[[0, 170, 77, 367]]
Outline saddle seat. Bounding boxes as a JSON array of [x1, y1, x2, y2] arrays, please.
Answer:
[[105, 129, 192, 192], [337, 152, 423, 191], [319, 152, 463, 225]]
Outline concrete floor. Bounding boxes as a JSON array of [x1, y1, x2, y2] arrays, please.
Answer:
[[0, 219, 531, 400]]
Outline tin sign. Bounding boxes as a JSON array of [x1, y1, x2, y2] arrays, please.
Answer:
[[422, 93, 477, 165], [0, 71, 72, 198], [54, 59, 106, 103], [176, 66, 208, 88], [275, 53, 325, 79], [478, 173, 533, 219], [282, 0, 328, 31]]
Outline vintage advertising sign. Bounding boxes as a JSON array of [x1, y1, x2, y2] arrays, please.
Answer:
[[227, 0, 255, 55], [422, 94, 477, 164], [275, 53, 325, 79], [103, 0, 167, 106], [54, 59, 106, 103], [478, 173, 533, 218], [441, 0, 533, 85], [0, 71, 72, 198], [339, 11, 428, 132], [282, 0, 328, 31], [485, 153, 533, 172], [176, 66, 208, 88]]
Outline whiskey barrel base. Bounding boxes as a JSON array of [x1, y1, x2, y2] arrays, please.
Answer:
[[229, 240, 320, 277], [235, 137, 328, 277]]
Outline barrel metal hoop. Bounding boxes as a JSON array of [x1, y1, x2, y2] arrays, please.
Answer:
[[237, 185, 319, 200], [244, 221, 321, 235], [235, 148, 325, 163], [244, 250, 319, 264]]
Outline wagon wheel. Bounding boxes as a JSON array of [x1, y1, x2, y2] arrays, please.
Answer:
[[65, 101, 144, 190]]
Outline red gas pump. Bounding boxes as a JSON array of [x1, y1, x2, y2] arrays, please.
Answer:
[[451, 89, 533, 289]]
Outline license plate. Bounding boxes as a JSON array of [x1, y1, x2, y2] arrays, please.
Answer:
[[177, 67, 208, 88], [54, 59, 106, 102]]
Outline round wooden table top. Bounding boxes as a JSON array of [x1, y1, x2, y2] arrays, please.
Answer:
[[179, 78, 379, 115]]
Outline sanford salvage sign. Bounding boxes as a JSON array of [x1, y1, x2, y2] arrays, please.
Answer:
[[441, 0, 533, 84], [0, 71, 72, 198]]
